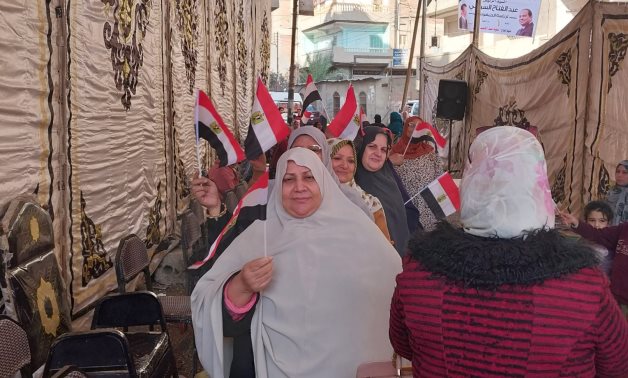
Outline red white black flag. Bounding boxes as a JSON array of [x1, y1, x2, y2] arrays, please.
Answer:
[[326, 85, 361, 140], [244, 77, 291, 160], [420, 172, 460, 219], [188, 169, 269, 269], [300, 74, 323, 124], [195, 90, 245, 167], [412, 121, 447, 150]]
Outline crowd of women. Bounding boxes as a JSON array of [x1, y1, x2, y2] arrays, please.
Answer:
[[189, 117, 628, 377]]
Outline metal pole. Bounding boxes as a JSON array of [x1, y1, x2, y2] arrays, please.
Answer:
[[417, 0, 427, 111], [287, 0, 298, 125], [275, 32, 280, 90], [472, 0, 481, 46], [394, 0, 400, 48], [401, 0, 423, 112]]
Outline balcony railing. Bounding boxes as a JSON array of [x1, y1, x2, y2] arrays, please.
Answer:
[[330, 46, 393, 65], [314, 2, 392, 20], [342, 47, 389, 54]]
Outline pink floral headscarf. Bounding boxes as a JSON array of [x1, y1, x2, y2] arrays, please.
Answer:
[[461, 126, 555, 238]]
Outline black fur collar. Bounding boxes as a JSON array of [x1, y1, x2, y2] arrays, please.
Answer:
[[408, 222, 600, 290]]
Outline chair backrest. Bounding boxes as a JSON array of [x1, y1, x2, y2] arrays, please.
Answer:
[[1, 197, 55, 267], [0, 198, 71, 370], [51, 365, 89, 378], [43, 329, 135, 377], [180, 210, 201, 257], [115, 234, 152, 293], [0, 315, 31, 377], [91, 291, 167, 330]]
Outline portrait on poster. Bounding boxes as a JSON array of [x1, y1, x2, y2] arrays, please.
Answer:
[[458, 0, 541, 37]]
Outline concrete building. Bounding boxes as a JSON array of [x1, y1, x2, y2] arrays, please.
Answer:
[[423, 0, 585, 65], [309, 76, 419, 123], [274, 0, 587, 121]]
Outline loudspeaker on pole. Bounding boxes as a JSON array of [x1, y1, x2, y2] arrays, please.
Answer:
[[436, 79, 468, 121]]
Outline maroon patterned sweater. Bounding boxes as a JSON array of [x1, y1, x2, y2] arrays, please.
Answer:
[[390, 224, 628, 377], [575, 221, 628, 304]]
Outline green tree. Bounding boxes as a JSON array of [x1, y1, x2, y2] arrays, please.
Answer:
[[298, 52, 336, 83], [269, 72, 288, 91]]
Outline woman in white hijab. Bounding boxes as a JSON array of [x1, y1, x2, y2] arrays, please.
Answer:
[[192, 148, 401, 378], [287, 126, 373, 219]]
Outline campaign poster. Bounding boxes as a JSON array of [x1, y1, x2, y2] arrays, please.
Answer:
[[458, 0, 541, 37]]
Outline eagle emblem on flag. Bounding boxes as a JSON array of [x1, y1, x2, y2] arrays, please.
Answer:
[[251, 111, 265, 125], [353, 114, 360, 125], [210, 121, 222, 134]]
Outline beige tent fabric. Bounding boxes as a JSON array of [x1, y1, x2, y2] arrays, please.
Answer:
[[233, 0, 254, 140], [171, 0, 209, 214], [208, 0, 236, 139], [244, 0, 272, 142], [420, 48, 471, 173], [421, 3, 594, 214], [583, 3, 628, 204], [0, 0, 269, 318], [0, 1, 58, 227], [65, 0, 167, 314], [468, 4, 592, 214]]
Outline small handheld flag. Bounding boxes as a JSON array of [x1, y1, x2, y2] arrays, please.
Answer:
[[411, 121, 447, 150], [244, 77, 291, 160], [418, 172, 460, 219], [326, 85, 361, 140], [188, 169, 269, 269], [195, 90, 245, 167], [300, 74, 325, 125]]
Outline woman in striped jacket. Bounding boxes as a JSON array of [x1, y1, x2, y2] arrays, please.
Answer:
[[389, 126, 628, 377]]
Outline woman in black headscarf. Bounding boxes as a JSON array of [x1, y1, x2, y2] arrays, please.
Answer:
[[355, 127, 410, 255]]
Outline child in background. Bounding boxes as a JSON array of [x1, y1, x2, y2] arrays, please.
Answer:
[[583, 201, 614, 274], [559, 207, 628, 316]]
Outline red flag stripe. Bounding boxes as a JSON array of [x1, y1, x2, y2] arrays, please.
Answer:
[[188, 171, 269, 269], [413, 121, 447, 149], [256, 77, 289, 141], [197, 90, 245, 165], [327, 85, 360, 140], [437, 172, 460, 210]]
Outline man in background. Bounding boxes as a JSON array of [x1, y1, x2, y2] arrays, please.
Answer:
[[458, 3, 468, 30], [516, 9, 534, 37], [371, 114, 386, 128]]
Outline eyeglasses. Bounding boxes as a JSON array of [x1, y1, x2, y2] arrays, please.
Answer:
[[306, 144, 323, 153]]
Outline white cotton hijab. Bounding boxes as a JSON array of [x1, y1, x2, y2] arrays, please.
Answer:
[[288, 127, 374, 219], [191, 148, 401, 378], [461, 126, 555, 238]]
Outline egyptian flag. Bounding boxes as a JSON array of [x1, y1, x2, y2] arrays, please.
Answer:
[[420, 172, 460, 219], [244, 77, 291, 160], [195, 90, 246, 166], [412, 121, 447, 150], [300, 74, 322, 124], [188, 169, 269, 269], [327, 85, 361, 140]]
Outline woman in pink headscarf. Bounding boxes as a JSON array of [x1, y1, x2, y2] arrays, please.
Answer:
[[390, 126, 628, 377]]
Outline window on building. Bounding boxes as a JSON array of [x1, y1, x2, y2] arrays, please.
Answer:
[[399, 34, 407, 47], [333, 91, 340, 116], [369, 35, 383, 49], [359, 91, 368, 116]]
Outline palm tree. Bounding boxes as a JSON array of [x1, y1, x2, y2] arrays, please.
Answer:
[[298, 52, 336, 83]]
